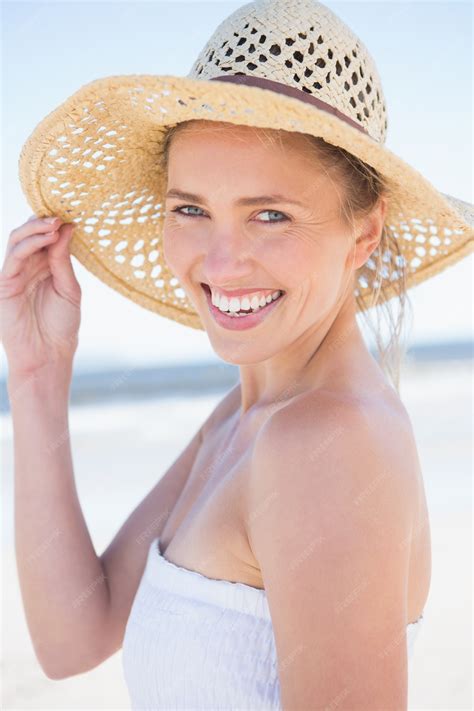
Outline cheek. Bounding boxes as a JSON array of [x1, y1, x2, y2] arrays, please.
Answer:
[[264, 229, 349, 309], [256, 230, 327, 290], [162, 224, 200, 277]]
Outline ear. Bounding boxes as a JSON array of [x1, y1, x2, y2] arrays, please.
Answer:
[[350, 196, 388, 270]]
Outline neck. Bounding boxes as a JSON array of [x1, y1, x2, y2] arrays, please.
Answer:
[[237, 294, 368, 418]]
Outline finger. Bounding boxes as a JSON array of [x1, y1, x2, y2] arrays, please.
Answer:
[[47, 223, 81, 300], [27, 212, 54, 222], [8, 216, 64, 250], [0, 230, 60, 279]]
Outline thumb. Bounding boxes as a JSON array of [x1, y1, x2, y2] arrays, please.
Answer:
[[47, 223, 81, 302]]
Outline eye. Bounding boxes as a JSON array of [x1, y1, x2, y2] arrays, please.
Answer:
[[256, 210, 289, 224], [170, 205, 206, 218], [169, 205, 289, 225]]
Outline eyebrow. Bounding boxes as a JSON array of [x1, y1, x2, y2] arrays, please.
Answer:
[[165, 189, 306, 208]]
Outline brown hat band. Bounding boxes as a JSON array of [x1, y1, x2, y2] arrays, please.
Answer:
[[209, 74, 370, 138]]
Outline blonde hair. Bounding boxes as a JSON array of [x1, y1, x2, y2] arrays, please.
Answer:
[[159, 120, 412, 393]]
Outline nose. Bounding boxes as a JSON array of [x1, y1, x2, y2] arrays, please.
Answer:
[[202, 230, 254, 287]]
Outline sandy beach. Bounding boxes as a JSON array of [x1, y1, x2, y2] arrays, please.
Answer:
[[1, 360, 472, 710]]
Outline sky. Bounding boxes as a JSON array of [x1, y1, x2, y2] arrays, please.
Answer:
[[1, 0, 473, 374]]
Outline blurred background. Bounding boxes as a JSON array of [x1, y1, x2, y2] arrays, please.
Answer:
[[1, 1, 472, 709]]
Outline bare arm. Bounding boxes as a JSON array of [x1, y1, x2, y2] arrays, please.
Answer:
[[9, 362, 108, 680], [247, 394, 418, 709], [10, 359, 238, 680]]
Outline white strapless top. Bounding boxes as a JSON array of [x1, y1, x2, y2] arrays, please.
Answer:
[[122, 536, 424, 710]]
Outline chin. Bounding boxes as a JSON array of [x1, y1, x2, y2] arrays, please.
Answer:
[[207, 336, 277, 366]]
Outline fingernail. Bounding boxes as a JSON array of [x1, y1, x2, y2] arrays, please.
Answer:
[[45, 216, 58, 224]]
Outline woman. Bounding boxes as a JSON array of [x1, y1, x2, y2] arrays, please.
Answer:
[[3, 0, 472, 708]]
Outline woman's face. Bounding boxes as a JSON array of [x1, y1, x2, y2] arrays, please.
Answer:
[[162, 120, 377, 364]]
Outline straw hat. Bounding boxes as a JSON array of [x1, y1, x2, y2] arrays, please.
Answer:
[[18, 0, 473, 330]]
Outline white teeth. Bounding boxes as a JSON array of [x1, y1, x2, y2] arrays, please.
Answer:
[[218, 295, 229, 312], [228, 297, 240, 313], [209, 286, 284, 314]]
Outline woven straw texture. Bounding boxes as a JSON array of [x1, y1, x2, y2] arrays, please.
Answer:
[[18, 0, 474, 330]]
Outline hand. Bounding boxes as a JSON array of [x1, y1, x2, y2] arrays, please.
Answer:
[[0, 214, 82, 380]]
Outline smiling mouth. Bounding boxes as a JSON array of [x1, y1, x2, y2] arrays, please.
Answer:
[[200, 282, 286, 315]]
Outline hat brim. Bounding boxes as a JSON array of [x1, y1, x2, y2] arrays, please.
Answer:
[[18, 74, 474, 330]]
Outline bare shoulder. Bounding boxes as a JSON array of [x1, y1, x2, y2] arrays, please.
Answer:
[[261, 383, 420, 478], [259, 380, 414, 441], [249, 385, 421, 547]]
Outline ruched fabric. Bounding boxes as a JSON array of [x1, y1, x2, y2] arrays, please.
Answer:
[[122, 536, 424, 710]]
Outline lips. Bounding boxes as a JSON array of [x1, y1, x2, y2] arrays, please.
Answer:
[[200, 282, 286, 331]]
